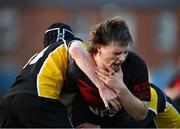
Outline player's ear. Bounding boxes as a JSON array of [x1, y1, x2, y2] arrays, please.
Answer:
[[96, 44, 102, 54]]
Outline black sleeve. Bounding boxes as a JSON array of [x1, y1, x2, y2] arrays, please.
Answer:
[[67, 37, 83, 49], [123, 52, 151, 101], [63, 60, 82, 93], [117, 110, 156, 128]]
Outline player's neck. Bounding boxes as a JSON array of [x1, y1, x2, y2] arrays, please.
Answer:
[[93, 54, 105, 70]]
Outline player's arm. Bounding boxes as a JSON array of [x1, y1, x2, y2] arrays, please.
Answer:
[[96, 65, 149, 120], [116, 85, 149, 120], [69, 39, 121, 110], [77, 122, 101, 129], [116, 55, 150, 120]]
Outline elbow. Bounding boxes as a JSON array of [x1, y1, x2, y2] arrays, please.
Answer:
[[70, 46, 83, 59], [69, 40, 89, 60], [135, 101, 149, 120], [70, 46, 90, 62], [133, 109, 148, 121], [135, 112, 148, 121]]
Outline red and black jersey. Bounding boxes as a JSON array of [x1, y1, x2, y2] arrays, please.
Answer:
[[67, 51, 151, 109]]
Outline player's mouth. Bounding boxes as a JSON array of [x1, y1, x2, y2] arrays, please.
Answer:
[[111, 64, 121, 72]]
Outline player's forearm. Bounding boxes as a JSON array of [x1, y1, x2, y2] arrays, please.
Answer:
[[69, 41, 104, 90], [75, 50, 103, 89], [116, 85, 148, 120], [70, 41, 122, 109]]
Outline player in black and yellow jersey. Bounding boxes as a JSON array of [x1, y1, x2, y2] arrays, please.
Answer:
[[115, 83, 180, 128], [0, 23, 80, 128], [148, 83, 180, 128], [107, 83, 180, 128]]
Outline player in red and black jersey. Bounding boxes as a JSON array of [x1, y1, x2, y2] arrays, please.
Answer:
[[68, 83, 180, 128], [68, 51, 150, 128], [65, 17, 151, 128]]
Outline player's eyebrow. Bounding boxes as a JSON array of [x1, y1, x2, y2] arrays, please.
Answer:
[[114, 50, 129, 55]]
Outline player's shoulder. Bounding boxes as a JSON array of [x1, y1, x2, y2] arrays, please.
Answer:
[[68, 60, 80, 72], [150, 83, 167, 113], [43, 41, 68, 55], [127, 51, 146, 64], [48, 41, 65, 49], [124, 51, 147, 70], [150, 84, 163, 94]]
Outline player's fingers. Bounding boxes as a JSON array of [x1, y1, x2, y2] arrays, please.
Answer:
[[109, 100, 119, 111], [97, 74, 106, 83], [109, 91, 118, 99], [95, 67, 110, 76], [77, 124, 84, 128], [113, 98, 122, 109], [95, 69, 106, 79], [118, 65, 123, 77], [102, 98, 110, 110], [95, 69, 114, 85], [95, 69, 107, 81], [106, 64, 115, 75]]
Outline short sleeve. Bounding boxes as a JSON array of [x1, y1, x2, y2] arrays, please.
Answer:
[[122, 52, 151, 101], [63, 60, 81, 93]]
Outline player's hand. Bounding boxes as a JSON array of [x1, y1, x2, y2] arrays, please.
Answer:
[[77, 122, 101, 129], [98, 82, 122, 110], [95, 64, 126, 110], [95, 65, 125, 91]]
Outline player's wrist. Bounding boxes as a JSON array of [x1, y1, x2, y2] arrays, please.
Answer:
[[96, 82, 106, 90], [115, 85, 129, 97]]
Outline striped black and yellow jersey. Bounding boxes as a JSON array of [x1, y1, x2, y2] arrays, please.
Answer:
[[149, 84, 180, 128], [6, 40, 86, 100]]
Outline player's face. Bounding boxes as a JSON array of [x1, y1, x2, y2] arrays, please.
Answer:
[[96, 42, 129, 72]]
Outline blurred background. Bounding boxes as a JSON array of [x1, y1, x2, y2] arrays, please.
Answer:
[[0, 0, 180, 99]]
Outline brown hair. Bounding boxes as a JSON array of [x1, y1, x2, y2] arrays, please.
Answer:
[[88, 17, 133, 54]]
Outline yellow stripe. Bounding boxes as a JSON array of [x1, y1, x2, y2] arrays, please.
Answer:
[[37, 44, 68, 99], [155, 103, 180, 128], [149, 87, 158, 114]]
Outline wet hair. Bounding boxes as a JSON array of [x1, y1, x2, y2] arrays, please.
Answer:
[[89, 17, 133, 53], [44, 23, 74, 48]]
